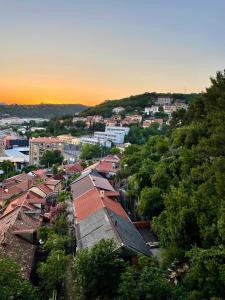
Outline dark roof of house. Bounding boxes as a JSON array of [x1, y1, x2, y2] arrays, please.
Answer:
[[76, 206, 151, 256]]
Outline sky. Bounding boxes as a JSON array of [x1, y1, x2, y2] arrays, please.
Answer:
[[0, 0, 225, 105]]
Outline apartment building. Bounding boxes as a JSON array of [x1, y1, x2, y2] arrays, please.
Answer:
[[156, 96, 173, 106], [29, 137, 64, 166], [144, 106, 159, 115], [94, 131, 125, 144], [105, 126, 130, 136]]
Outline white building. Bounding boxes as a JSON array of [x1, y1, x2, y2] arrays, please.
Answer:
[[94, 131, 125, 144], [144, 106, 159, 115], [80, 136, 112, 148], [105, 126, 130, 136], [112, 107, 125, 114]]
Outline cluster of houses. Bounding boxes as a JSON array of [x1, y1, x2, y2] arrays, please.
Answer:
[[0, 153, 153, 279], [0, 162, 83, 278], [71, 154, 151, 258], [73, 96, 188, 132]]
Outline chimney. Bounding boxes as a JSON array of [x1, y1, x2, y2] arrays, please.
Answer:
[[26, 192, 30, 199], [100, 190, 105, 198]]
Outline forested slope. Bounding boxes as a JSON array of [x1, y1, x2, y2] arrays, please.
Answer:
[[79, 92, 198, 117], [118, 71, 225, 299], [0, 104, 87, 118]]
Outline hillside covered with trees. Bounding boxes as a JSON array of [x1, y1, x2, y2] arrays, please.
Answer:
[[116, 70, 225, 299], [79, 92, 198, 117], [0, 104, 87, 118]]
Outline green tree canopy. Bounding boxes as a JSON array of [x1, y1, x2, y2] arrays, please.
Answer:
[[40, 150, 64, 167]]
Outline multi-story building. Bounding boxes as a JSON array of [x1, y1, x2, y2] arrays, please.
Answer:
[[156, 96, 173, 106], [94, 131, 125, 144], [144, 106, 159, 115], [29, 137, 64, 166], [143, 118, 163, 129], [105, 126, 130, 136]]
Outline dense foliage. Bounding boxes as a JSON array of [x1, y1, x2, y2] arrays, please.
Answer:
[[117, 70, 225, 299], [73, 239, 124, 300], [40, 149, 64, 167], [80, 92, 198, 117], [0, 104, 87, 118], [0, 255, 38, 300]]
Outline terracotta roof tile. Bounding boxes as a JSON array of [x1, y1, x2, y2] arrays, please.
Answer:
[[74, 188, 128, 222]]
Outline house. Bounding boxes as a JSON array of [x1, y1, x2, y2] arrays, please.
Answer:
[[29, 168, 49, 179], [3, 190, 45, 218], [143, 118, 163, 129], [112, 107, 125, 114], [144, 106, 159, 115], [71, 169, 117, 201], [0, 206, 40, 278], [121, 115, 142, 126], [73, 188, 151, 257], [64, 163, 83, 175], [85, 160, 119, 178]]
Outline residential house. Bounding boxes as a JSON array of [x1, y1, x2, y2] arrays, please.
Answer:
[[144, 106, 159, 115], [0, 206, 40, 278], [73, 187, 151, 257], [112, 107, 125, 114], [143, 118, 163, 129]]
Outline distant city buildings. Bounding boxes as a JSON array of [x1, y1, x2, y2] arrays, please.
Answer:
[[156, 96, 173, 106]]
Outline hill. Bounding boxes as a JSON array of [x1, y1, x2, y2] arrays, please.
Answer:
[[0, 104, 87, 118], [79, 92, 199, 117]]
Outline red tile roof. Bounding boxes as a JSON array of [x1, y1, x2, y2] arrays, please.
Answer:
[[74, 188, 128, 223], [3, 191, 45, 215], [36, 183, 53, 195], [32, 169, 48, 176], [64, 163, 83, 173], [30, 137, 61, 143], [85, 161, 118, 174]]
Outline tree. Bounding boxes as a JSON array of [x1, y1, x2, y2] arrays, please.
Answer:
[[80, 144, 102, 160], [57, 190, 70, 203], [40, 150, 64, 167], [110, 146, 121, 154], [0, 255, 39, 300], [37, 250, 70, 297], [73, 239, 124, 300], [0, 160, 16, 180], [119, 257, 180, 300], [21, 164, 37, 173], [183, 247, 225, 299], [138, 186, 164, 218]]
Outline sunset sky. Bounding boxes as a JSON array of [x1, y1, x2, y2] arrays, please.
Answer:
[[1, 0, 225, 105]]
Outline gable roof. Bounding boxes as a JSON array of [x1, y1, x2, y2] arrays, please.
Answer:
[[74, 188, 128, 223], [3, 191, 45, 215], [85, 161, 118, 174], [0, 206, 39, 278], [64, 163, 83, 173], [74, 188, 151, 257], [71, 170, 115, 200]]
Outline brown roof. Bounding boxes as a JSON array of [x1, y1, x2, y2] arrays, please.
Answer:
[[36, 183, 53, 195], [0, 206, 39, 278], [64, 163, 83, 173], [30, 137, 61, 143], [3, 191, 45, 215], [71, 170, 115, 200]]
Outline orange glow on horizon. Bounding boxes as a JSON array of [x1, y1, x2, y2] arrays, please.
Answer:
[[0, 73, 204, 106]]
